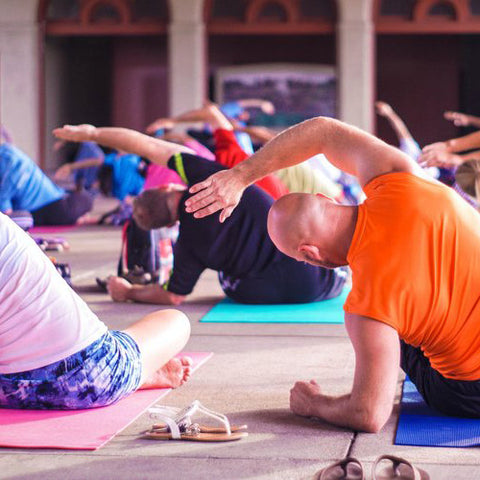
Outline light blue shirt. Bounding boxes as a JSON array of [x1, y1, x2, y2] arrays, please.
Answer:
[[103, 152, 145, 201], [0, 143, 64, 212]]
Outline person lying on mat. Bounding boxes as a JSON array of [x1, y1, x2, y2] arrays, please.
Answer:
[[53, 124, 347, 306], [183, 116, 480, 431], [0, 141, 93, 226], [0, 212, 192, 410]]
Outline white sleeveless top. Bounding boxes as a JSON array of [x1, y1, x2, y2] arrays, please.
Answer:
[[0, 213, 107, 374]]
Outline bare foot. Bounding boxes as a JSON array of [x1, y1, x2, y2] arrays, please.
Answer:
[[76, 213, 101, 225], [140, 356, 193, 390]]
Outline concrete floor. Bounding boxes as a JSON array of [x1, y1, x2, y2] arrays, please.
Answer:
[[1, 200, 479, 479]]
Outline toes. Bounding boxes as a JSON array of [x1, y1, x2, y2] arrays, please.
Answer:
[[181, 356, 193, 366]]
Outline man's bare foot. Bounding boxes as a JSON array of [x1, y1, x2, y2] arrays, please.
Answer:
[[76, 213, 101, 225], [140, 356, 193, 390]]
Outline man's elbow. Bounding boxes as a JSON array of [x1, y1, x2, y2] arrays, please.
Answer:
[[354, 406, 391, 433], [358, 415, 387, 434]]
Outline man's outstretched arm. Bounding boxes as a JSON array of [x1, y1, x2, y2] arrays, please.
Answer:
[[53, 124, 194, 166], [185, 116, 416, 221], [444, 111, 480, 129], [422, 130, 480, 156], [290, 314, 400, 433]]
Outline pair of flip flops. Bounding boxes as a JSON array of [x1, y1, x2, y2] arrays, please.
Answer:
[[317, 456, 429, 480], [144, 400, 248, 442]]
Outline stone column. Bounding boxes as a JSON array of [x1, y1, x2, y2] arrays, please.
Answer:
[[0, 0, 40, 160], [168, 0, 206, 116], [336, 0, 375, 133]]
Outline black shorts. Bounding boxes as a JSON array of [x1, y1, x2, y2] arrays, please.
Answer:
[[32, 190, 93, 226], [219, 256, 347, 304], [401, 341, 480, 418]]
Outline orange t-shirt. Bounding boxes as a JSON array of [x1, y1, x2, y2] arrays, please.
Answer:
[[344, 172, 480, 380]]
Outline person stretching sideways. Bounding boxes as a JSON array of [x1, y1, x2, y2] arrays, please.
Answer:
[[0, 212, 191, 409], [184, 116, 480, 432], [53, 124, 347, 306]]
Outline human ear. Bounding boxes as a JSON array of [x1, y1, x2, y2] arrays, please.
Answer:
[[298, 244, 322, 261]]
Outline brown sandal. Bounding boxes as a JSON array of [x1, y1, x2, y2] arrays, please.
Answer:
[[316, 457, 365, 480], [372, 455, 430, 480]]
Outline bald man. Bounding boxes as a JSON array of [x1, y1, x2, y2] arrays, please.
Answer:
[[185, 117, 480, 432]]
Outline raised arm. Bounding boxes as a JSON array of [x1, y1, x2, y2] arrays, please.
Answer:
[[235, 125, 277, 144], [54, 157, 103, 181], [444, 111, 480, 129], [375, 101, 415, 143], [53, 124, 194, 167], [236, 98, 275, 115], [289, 314, 400, 432], [185, 116, 416, 221], [419, 148, 480, 169], [422, 130, 480, 156]]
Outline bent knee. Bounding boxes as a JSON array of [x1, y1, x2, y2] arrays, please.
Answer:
[[163, 309, 191, 337]]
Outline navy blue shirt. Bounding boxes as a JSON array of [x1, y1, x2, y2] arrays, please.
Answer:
[[166, 153, 285, 295]]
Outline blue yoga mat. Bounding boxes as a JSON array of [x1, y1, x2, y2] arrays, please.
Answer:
[[200, 290, 348, 324], [395, 377, 480, 448]]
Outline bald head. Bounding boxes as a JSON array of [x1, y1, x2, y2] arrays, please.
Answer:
[[268, 193, 354, 268], [268, 193, 326, 255]]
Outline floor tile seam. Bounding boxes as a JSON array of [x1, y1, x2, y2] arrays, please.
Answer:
[[48, 453, 351, 462], [71, 260, 117, 283], [345, 431, 357, 458]]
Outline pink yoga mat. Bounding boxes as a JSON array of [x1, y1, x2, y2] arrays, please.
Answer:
[[0, 351, 212, 451], [29, 225, 77, 234]]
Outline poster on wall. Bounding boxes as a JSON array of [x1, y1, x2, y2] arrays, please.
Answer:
[[216, 63, 337, 127]]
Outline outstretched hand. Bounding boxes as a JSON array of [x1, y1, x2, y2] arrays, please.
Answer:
[[444, 111, 469, 127], [375, 101, 394, 117], [54, 163, 72, 181], [53, 124, 96, 143], [421, 141, 448, 154], [418, 149, 463, 168], [261, 100, 275, 115], [145, 118, 175, 135], [185, 168, 249, 222]]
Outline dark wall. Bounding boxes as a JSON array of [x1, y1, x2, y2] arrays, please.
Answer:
[[459, 35, 480, 136], [112, 36, 168, 130], [63, 37, 113, 127], [209, 34, 335, 66], [376, 35, 461, 148], [57, 36, 168, 132]]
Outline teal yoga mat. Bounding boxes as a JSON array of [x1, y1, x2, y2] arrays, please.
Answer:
[[200, 290, 348, 324]]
